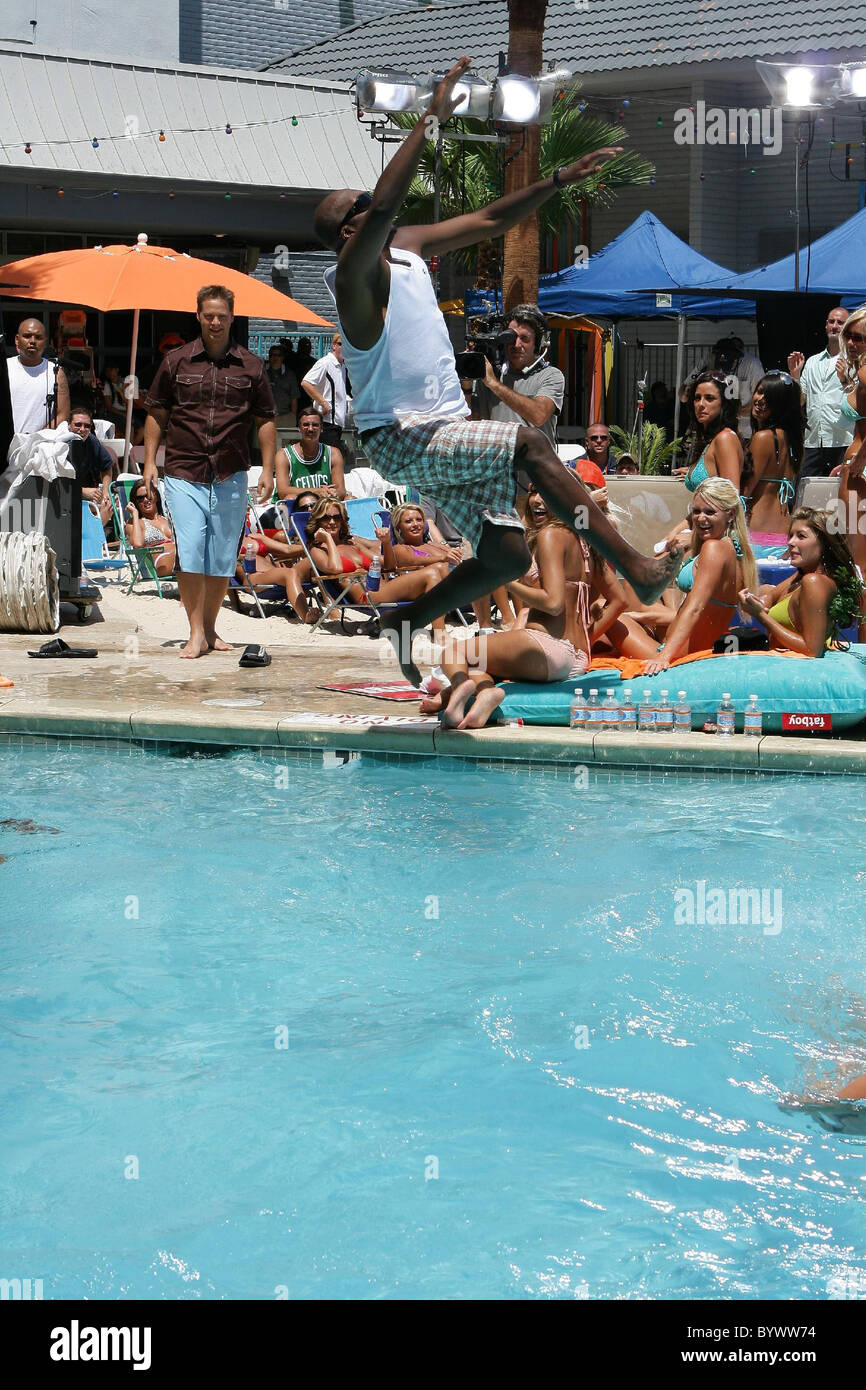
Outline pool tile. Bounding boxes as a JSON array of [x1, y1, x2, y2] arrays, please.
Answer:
[[593, 731, 761, 770], [277, 715, 438, 754], [432, 725, 595, 764], [757, 736, 866, 774], [129, 705, 283, 747], [0, 699, 133, 739]]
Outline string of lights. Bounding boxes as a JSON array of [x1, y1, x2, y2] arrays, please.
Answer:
[[1, 106, 350, 158]]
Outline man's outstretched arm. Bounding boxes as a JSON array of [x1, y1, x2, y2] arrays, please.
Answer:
[[337, 58, 473, 345], [395, 146, 622, 260]]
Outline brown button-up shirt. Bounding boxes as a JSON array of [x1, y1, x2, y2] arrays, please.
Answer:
[[145, 337, 275, 483]]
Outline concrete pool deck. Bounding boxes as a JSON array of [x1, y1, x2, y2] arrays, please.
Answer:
[[1, 583, 865, 774]]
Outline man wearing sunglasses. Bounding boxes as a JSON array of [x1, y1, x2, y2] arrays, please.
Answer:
[[312, 57, 681, 684], [788, 306, 854, 479]]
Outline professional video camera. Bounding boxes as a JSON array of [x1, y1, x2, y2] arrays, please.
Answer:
[[455, 313, 517, 380]]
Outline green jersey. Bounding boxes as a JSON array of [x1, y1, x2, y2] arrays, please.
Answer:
[[283, 441, 332, 490]]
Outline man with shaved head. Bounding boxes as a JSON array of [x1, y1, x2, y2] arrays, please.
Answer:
[[313, 58, 680, 707], [8, 317, 70, 434]]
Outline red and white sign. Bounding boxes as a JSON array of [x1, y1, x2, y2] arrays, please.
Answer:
[[781, 712, 833, 732]]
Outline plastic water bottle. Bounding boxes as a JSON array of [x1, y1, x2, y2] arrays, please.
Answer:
[[602, 689, 619, 731], [619, 688, 637, 732], [585, 688, 601, 729], [242, 537, 258, 576], [717, 691, 735, 737], [366, 556, 382, 593], [655, 689, 674, 734], [569, 687, 586, 730], [744, 693, 762, 736], [674, 690, 691, 733], [637, 689, 656, 733]]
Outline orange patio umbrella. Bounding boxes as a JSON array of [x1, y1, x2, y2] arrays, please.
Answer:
[[0, 232, 332, 463]]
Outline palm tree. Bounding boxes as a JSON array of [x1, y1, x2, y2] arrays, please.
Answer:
[[502, 0, 547, 309], [609, 422, 683, 476], [393, 93, 652, 291]]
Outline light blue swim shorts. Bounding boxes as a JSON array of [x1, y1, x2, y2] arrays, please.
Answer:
[[163, 473, 247, 577]]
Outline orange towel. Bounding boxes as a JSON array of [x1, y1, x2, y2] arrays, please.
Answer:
[[587, 649, 809, 681], [0, 675, 13, 687]]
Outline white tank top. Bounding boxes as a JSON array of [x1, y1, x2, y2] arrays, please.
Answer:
[[324, 249, 468, 431], [8, 357, 57, 433]]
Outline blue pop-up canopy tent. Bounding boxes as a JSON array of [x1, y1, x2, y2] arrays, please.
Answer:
[[466, 211, 756, 320], [685, 206, 866, 301], [465, 212, 756, 452]]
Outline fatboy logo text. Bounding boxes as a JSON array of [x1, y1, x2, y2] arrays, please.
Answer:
[[50, 1321, 152, 1371], [673, 101, 783, 156]]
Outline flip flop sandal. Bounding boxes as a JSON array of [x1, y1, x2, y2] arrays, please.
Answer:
[[27, 638, 98, 659], [238, 645, 270, 668]]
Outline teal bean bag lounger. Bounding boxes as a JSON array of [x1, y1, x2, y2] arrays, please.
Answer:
[[499, 645, 866, 734]]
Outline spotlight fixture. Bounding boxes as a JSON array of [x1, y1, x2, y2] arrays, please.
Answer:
[[355, 69, 434, 114], [756, 60, 843, 108], [492, 66, 572, 125]]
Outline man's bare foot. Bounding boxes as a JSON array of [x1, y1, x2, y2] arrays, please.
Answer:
[[629, 546, 683, 605], [419, 692, 445, 715], [180, 636, 208, 659], [380, 618, 423, 686], [205, 635, 232, 652], [457, 685, 504, 729], [440, 675, 475, 729]]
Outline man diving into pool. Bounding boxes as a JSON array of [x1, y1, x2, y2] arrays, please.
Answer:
[[314, 57, 681, 687]]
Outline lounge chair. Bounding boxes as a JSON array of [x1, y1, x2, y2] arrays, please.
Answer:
[[109, 478, 177, 597]]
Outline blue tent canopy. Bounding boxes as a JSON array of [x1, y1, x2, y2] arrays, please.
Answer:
[[688, 206, 866, 302], [466, 211, 756, 320]]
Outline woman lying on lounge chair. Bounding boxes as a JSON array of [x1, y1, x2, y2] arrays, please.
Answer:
[[234, 490, 318, 621], [303, 498, 452, 631], [125, 482, 176, 576]]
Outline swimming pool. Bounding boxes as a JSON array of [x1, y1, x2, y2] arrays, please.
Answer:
[[2, 740, 865, 1300]]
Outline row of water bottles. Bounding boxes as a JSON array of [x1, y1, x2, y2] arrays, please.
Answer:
[[569, 688, 763, 735]]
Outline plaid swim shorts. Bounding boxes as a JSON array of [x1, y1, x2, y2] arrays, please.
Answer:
[[361, 414, 523, 552]]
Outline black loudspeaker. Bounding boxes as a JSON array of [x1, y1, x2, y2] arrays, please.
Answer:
[[755, 293, 840, 371], [12, 475, 81, 592]]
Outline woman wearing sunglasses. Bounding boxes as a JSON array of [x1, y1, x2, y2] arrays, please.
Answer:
[[303, 498, 452, 631], [125, 484, 176, 576], [831, 309, 866, 636], [741, 371, 802, 550]]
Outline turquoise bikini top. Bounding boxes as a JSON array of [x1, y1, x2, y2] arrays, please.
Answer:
[[676, 533, 743, 600], [840, 396, 866, 424], [684, 452, 708, 493]]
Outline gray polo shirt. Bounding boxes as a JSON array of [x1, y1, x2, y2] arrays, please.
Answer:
[[475, 358, 565, 447]]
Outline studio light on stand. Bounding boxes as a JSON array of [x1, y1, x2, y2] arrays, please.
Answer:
[[491, 66, 573, 125], [355, 69, 434, 113], [756, 60, 850, 292]]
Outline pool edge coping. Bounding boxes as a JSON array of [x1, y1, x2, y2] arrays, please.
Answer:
[[1, 702, 865, 774]]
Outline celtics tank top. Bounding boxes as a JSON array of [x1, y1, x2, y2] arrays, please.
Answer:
[[284, 441, 331, 489]]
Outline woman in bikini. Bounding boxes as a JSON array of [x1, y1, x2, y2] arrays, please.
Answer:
[[124, 482, 176, 577], [738, 507, 862, 657], [377, 503, 464, 575], [420, 485, 628, 728], [622, 478, 757, 674], [830, 308, 866, 638], [742, 371, 802, 551], [236, 490, 319, 621], [303, 498, 452, 627], [664, 372, 744, 546]]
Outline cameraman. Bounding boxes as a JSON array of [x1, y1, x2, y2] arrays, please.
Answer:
[[473, 304, 564, 452], [699, 335, 764, 442]]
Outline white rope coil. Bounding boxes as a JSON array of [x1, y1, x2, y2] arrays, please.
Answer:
[[0, 532, 60, 632]]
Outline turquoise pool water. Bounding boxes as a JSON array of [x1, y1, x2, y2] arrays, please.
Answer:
[[2, 741, 866, 1301]]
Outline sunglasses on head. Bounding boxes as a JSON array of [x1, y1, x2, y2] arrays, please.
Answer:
[[339, 192, 373, 233], [763, 370, 794, 385]]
